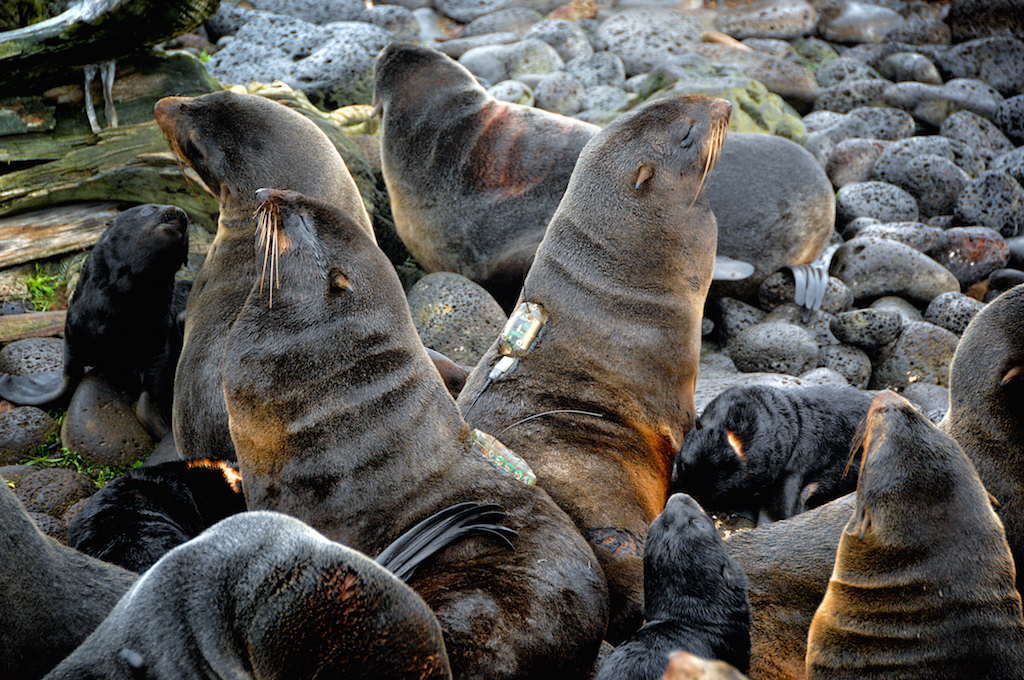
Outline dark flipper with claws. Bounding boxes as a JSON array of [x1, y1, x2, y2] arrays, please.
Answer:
[[376, 502, 517, 583], [0, 369, 69, 405]]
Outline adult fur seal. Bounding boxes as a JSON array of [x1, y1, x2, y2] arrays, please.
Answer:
[[67, 459, 247, 573], [806, 391, 1024, 679], [672, 385, 872, 524], [45, 511, 459, 680], [456, 94, 731, 641], [725, 284, 1024, 680], [596, 493, 751, 680], [0, 483, 137, 680], [221, 188, 609, 679], [154, 90, 374, 461], [374, 42, 600, 311], [0, 204, 188, 433]]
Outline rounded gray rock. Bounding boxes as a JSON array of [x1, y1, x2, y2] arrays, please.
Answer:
[[854, 221, 944, 253], [927, 226, 1009, 287], [814, 78, 891, 114], [523, 19, 593, 63], [579, 85, 630, 114], [873, 135, 984, 185], [462, 8, 542, 37], [0, 337, 63, 376], [459, 39, 565, 84], [924, 291, 986, 335], [596, 9, 703, 77], [729, 322, 820, 376], [870, 295, 925, 322], [940, 110, 1015, 165], [533, 72, 585, 115], [361, 5, 420, 41], [566, 51, 626, 89], [994, 95, 1024, 146], [288, 22, 395, 107], [757, 272, 853, 315], [434, 0, 562, 23], [0, 407, 59, 465], [802, 114, 870, 166], [61, 374, 155, 468], [29, 511, 67, 542], [937, 36, 1024, 98], [798, 367, 849, 387], [848, 106, 916, 141], [830, 236, 960, 304], [817, 1, 905, 44], [955, 170, 1024, 238], [835, 181, 919, 225], [902, 382, 949, 424], [713, 0, 818, 40], [945, 0, 1024, 43], [815, 57, 881, 89], [705, 133, 836, 300], [15, 467, 95, 518], [407, 272, 507, 367], [830, 308, 903, 349], [819, 344, 872, 389], [487, 80, 534, 105], [869, 320, 959, 390], [826, 139, 890, 189], [251, 0, 365, 23], [714, 297, 767, 340], [877, 52, 943, 85]]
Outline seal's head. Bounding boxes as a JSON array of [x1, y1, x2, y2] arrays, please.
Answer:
[[94, 204, 189, 283], [644, 493, 749, 622], [372, 42, 485, 116]]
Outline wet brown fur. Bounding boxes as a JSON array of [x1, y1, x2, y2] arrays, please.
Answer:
[[456, 95, 731, 642], [153, 90, 373, 461], [222, 189, 609, 680], [806, 391, 1024, 679]]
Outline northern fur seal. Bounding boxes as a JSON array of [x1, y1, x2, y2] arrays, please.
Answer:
[[221, 188, 609, 678], [154, 90, 374, 461], [45, 511, 458, 680], [596, 494, 751, 680], [456, 94, 731, 641], [67, 459, 247, 572], [726, 285, 1024, 680], [0, 204, 188, 433], [373, 42, 600, 311], [806, 391, 1024, 678], [0, 483, 137, 680], [672, 385, 872, 524]]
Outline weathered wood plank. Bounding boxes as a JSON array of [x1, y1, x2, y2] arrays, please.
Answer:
[[0, 310, 65, 342], [0, 201, 120, 269]]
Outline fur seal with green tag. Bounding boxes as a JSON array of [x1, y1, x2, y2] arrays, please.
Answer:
[[154, 90, 374, 461], [806, 391, 1024, 678], [456, 94, 731, 642], [221, 188, 609, 679]]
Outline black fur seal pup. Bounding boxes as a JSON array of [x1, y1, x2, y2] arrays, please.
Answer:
[[46, 509, 479, 680], [597, 493, 751, 680], [374, 42, 600, 311], [221, 188, 609, 679], [0, 204, 188, 433], [154, 90, 375, 461], [0, 483, 137, 680], [807, 391, 1024, 679], [672, 385, 873, 524], [67, 459, 248, 573], [456, 94, 731, 642]]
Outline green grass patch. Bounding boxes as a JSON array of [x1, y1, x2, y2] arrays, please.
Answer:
[[21, 411, 142, 488], [25, 262, 61, 311]]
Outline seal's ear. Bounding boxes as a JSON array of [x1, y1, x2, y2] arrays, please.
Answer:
[[1000, 365, 1023, 387], [988, 491, 1002, 510], [725, 431, 746, 462], [634, 163, 655, 190], [331, 269, 353, 292]]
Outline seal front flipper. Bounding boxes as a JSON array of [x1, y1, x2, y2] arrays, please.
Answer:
[[0, 369, 68, 405], [376, 501, 517, 582]]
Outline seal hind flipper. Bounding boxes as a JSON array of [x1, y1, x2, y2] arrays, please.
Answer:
[[0, 369, 68, 405], [376, 501, 517, 582]]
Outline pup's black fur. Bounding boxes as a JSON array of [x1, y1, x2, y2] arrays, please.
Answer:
[[671, 385, 873, 523], [596, 493, 751, 680], [0, 204, 189, 435], [67, 459, 246, 573]]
